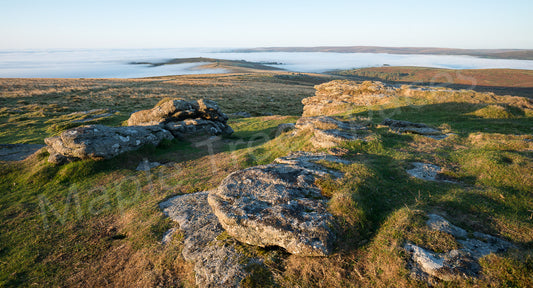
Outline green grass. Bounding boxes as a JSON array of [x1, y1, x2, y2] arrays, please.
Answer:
[[1, 74, 532, 287]]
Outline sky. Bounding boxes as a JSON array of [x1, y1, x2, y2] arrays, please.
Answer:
[[0, 0, 532, 50]]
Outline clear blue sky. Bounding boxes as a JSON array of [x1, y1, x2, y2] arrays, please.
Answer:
[[1, 0, 531, 49]]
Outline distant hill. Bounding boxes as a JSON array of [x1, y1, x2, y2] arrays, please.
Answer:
[[232, 46, 533, 60], [131, 57, 283, 72]]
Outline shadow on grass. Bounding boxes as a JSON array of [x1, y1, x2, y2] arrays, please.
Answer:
[[349, 102, 533, 135], [336, 152, 529, 253], [336, 129, 532, 252]]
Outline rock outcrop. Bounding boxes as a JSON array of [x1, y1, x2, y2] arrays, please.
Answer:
[[159, 152, 348, 286], [127, 99, 233, 138], [45, 125, 173, 164], [44, 99, 233, 164], [160, 192, 261, 288], [295, 116, 369, 148], [208, 152, 347, 256], [302, 81, 398, 117], [405, 214, 514, 283]]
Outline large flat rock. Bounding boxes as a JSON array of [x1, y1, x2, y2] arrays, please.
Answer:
[[44, 124, 173, 164], [208, 152, 347, 256], [381, 118, 442, 136]]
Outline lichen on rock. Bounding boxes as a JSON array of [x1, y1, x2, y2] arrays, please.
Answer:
[[207, 152, 349, 257], [44, 125, 173, 164]]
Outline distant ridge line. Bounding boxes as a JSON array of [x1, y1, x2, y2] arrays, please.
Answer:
[[231, 46, 533, 60]]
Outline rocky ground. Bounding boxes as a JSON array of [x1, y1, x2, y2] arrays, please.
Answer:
[[1, 76, 532, 287], [156, 81, 528, 287]]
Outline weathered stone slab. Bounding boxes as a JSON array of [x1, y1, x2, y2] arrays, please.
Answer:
[[44, 124, 173, 164], [0, 144, 45, 161], [208, 152, 348, 256], [160, 192, 257, 288]]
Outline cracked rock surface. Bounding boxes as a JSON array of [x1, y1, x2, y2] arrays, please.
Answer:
[[45, 125, 173, 164], [208, 152, 348, 256], [160, 192, 259, 288]]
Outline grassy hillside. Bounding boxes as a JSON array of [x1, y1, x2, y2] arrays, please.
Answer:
[[1, 72, 532, 287], [333, 67, 533, 98]]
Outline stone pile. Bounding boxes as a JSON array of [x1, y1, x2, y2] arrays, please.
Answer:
[[127, 99, 233, 138]]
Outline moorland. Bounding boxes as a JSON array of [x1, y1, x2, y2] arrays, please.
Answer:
[[0, 61, 532, 287]]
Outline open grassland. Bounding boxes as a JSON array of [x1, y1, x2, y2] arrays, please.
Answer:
[[1, 71, 532, 287], [0, 72, 333, 144], [334, 67, 533, 98]]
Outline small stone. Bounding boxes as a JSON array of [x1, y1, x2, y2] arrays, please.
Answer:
[[406, 162, 443, 182], [381, 118, 442, 136], [230, 111, 252, 118], [426, 214, 467, 238], [405, 214, 514, 284], [404, 242, 480, 282], [274, 123, 296, 136], [136, 160, 161, 171]]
